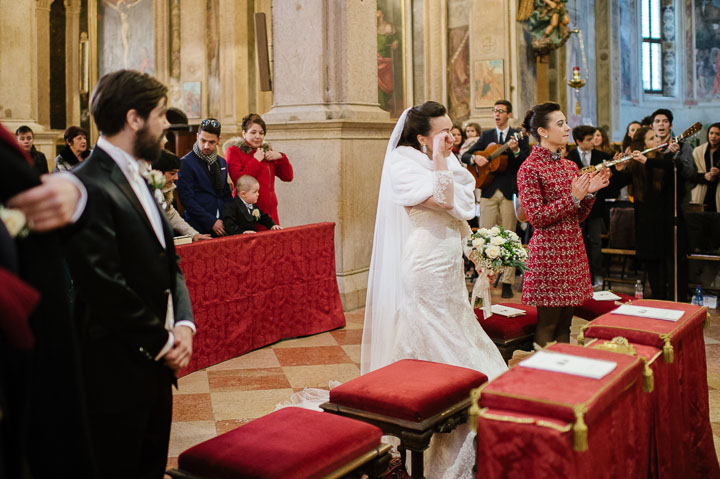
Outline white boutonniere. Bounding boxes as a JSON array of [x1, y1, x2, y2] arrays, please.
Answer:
[[142, 169, 168, 209], [0, 205, 30, 238], [252, 208, 261, 220]]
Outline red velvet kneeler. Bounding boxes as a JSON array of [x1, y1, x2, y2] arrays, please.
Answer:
[[473, 343, 652, 479], [581, 300, 720, 479], [475, 303, 538, 360], [574, 292, 633, 321], [177, 407, 384, 479]]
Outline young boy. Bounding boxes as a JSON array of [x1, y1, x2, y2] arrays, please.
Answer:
[[223, 175, 282, 234]]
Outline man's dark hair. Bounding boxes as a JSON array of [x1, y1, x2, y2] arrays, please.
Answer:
[[90, 69, 168, 136], [199, 118, 221, 136], [397, 101, 447, 150], [152, 149, 182, 172], [494, 99, 512, 113], [640, 115, 653, 126], [651, 108, 673, 125], [572, 125, 596, 144], [241, 113, 266, 134], [15, 125, 33, 136], [522, 102, 561, 142], [64, 126, 88, 145]]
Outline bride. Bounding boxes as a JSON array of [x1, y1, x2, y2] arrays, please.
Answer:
[[362, 101, 507, 478]]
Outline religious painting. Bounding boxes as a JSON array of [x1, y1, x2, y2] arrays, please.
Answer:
[[98, 0, 154, 77], [474, 60, 504, 109], [183, 82, 202, 119], [694, 0, 720, 100], [377, 0, 405, 117], [447, 0, 470, 120], [411, 0, 425, 106]]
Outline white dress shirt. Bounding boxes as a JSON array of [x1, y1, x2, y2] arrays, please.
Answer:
[[96, 136, 196, 359]]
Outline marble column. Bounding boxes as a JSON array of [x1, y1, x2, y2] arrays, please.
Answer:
[[264, 0, 394, 310], [36, 0, 54, 128], [65, 0, 82, 127]]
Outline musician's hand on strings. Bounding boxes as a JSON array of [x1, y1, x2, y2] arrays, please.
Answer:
[[474, 154, 489, 167], [508, 138, 519, 153], [631, 150, 647, 165], [588, 169, 611, 193], [571, 174, 591, 201]]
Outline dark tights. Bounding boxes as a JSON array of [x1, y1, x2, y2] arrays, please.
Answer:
[[535, 306, 575, 347]]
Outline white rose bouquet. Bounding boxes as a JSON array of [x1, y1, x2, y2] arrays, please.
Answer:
[[467, 225, 528, 316]]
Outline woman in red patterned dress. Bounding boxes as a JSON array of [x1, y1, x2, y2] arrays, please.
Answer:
[[517, 102, 610, 347], [225, 113, 294, 228]]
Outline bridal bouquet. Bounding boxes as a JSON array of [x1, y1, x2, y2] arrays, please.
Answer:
[[467, 226, 528, 316]]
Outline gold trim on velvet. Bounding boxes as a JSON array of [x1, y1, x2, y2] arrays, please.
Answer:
[[578, 324, 589, 345], [468, 383, 488, 433], [585, 324, 678, 363], [477, 408, 573, 433]]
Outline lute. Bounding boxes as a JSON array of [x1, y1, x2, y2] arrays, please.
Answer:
[[578, 122, 702, 175]]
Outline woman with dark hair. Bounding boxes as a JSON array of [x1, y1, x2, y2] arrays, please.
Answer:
[[621, 121, 642, 153], [54, 126, 89, 172], [450, 124, 464, 155], [225, 113, 293, 226], [592, 126, 616, 155], [690, 122, 720, 212], [614, 126, 689, 300], [362, 101, 506, 477], [517, 102, 610, 347]]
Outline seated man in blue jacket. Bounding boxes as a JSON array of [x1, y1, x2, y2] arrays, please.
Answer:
[[176, 118, 233, 236]]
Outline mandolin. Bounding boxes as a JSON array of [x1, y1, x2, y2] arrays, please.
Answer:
[[469, 130, 526, 189], [578, 122, 702, 176]]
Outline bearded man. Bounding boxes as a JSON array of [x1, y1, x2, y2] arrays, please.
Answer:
[[63, 69, 195, 479]]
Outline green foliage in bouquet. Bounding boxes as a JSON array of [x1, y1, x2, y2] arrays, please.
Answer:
[[467, 225, 528, 272]]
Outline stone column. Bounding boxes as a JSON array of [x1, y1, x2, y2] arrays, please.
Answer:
[[36, 0, 54, 128], [264, 0, 394, 310], [65, 0, 82, 127]]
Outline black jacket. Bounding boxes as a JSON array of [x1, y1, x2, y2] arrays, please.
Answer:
[[567, 147, 612, 220], [223, 196, 276, 234], [460, 127, 530, 199]]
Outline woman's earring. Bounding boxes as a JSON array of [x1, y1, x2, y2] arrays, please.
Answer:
[[544, 134, 549, 139], [422, 144, 427, 153]]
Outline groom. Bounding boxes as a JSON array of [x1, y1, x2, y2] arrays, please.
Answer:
[[63, 70, 195, 479]]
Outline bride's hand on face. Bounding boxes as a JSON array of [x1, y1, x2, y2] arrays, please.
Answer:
[[431, 131, 453, 159]]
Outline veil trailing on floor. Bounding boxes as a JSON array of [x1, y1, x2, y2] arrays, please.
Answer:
[[360, 108, 412, 375]]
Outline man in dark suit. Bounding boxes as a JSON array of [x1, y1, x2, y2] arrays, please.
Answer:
[[461, 99, 530, 297], [175, 118, 233, 236], [568, 125, 613, 289], [63, 70, 195, 479]]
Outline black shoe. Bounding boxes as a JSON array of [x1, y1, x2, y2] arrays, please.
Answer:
[[501, 283, 514, 298]]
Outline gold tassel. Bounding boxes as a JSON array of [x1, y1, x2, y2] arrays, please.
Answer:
[[577, 325, 588, 346], [573, 407, 588, 452], [661, 335, 674, 363], [575, 100, 581, 115], [641, 358, 654, 393], [704, 312, 710, 329], [468, 385, 485, 433]]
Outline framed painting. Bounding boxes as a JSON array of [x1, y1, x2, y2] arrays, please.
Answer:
[[183, 82, 202, 119], [377, 0, 406, 117], [473, 59, 505, 109]]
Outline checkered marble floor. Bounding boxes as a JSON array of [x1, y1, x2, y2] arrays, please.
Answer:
[[166, 285, 720, 470]]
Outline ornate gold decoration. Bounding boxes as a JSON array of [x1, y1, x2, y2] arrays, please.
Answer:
[[577, 324, 588, 345], [589, 336, 636, 356], [572, 406, 588, 452], [660, 334, 674, 363], [468, 383, 488, 433], [640, 357, 654, 393]]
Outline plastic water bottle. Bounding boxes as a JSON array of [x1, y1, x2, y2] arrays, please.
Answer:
[[634, 280, 644, 299], [694, 285, 703, 306]]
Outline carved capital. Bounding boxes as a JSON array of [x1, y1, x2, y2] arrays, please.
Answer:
[[64, 0, 82, 13], [36, 0, 55, 11]]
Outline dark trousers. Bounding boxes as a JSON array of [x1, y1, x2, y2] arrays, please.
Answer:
[[535, 306, 575, 347], [581, 217, 603, 283], [83, 337, 173, 479]]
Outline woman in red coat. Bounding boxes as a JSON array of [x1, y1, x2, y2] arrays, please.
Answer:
[[517, 102, 610, 347], [225, 113, 294, 227]]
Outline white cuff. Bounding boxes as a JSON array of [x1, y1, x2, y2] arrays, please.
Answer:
[[154, 331, 174, 361], [56, 172, 87, 223], [174, 320, 196, 335]]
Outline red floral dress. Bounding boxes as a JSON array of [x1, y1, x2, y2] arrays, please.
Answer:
[[517, 145, 594, 306], [226, 144, 294, 228]]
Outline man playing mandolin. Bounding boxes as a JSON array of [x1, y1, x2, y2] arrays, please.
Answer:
[[461, 100, 530, 298]]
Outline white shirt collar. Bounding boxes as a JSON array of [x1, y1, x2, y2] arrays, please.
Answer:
[[497, 126, 510, 139], [97, 136, 141, 179]]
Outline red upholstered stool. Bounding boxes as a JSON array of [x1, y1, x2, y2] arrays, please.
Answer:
[[320, 359, 488, 479], [166, 407, 391, 479], [574, 292, 633, 321], [475, 303, 538, 361]]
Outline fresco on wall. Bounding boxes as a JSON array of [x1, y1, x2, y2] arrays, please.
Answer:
[[98, 0, 154, 77], [447, 0, 470, 120], [183, 82, 201, 119], [695, 0, 720, 100], [377, 0, 405, 117], [474, 60, 504, 108]]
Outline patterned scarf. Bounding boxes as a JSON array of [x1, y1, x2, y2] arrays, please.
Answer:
[[193, 143, 225, 193]]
